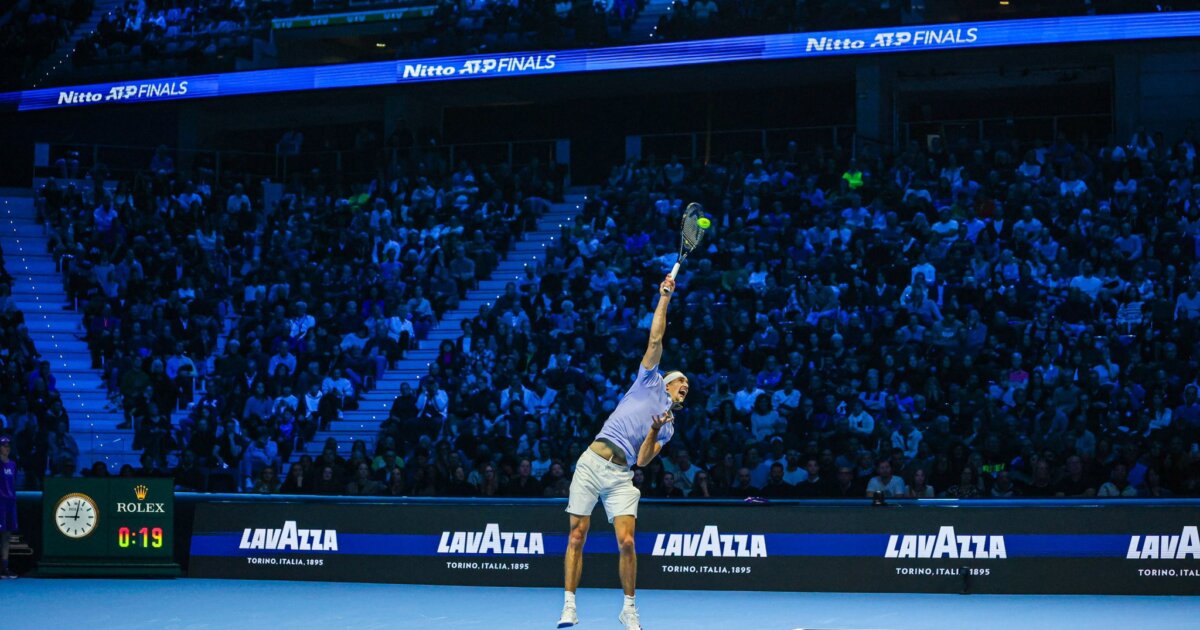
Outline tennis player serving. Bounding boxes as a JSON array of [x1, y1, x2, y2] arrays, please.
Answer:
[[558, 275, 689, 630]]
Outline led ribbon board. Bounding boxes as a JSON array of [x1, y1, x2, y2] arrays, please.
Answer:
[[4, 12, 1199, 111], [271, 6, 437, 30]]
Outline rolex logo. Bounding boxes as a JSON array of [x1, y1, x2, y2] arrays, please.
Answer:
[[118, 485, 165, 514]]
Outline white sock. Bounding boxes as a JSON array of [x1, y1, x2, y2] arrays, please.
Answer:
[[623, 595, 636, 609], [564, 591, 576, 606]]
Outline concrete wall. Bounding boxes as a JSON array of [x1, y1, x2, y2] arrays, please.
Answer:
[[1115, 50, 1200, 141]]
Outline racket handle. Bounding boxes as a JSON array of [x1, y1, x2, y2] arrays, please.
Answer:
[[668, 262, 681, 280]]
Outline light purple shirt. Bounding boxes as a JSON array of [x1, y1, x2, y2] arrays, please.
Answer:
[[596, 364, 675, 468]]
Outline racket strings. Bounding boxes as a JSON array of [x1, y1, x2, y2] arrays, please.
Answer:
[[680, 203, 706, 252]]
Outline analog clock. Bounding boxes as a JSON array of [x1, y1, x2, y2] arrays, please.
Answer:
[[55, 492, 99, 539]]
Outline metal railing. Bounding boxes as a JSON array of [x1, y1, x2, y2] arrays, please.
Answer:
[[36, 143, 278, 187], [16, 491, 1200, 505], [627, 116, 1110, 166], [901, 113, 1113, 150], [36, 137, 565, 189], [634, 124, 857, 164]]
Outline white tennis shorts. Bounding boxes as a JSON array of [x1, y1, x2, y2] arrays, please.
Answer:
[[566, 449, 640, 523]]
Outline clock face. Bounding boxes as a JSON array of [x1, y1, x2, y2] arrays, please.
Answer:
[[55, 493, 99, 539]]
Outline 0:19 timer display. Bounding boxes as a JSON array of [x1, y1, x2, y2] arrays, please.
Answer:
[[118, 526, 165, 549]]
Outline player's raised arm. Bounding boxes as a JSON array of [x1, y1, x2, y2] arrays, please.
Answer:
[[642, 277, 675, 370], [637, 411, 673, 467]]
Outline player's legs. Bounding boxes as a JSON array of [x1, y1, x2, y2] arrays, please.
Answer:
[[601, 478, 642, 629], [613, 515, 637, 596], [613, 515, 642, 629], [564, 452, 602, 593], [597, 463, 641, 597], [562, 452, 602, 627], [564, 513, 590, 593]]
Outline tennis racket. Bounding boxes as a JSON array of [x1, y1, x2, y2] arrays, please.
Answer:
[[668, 202, 706, 281]]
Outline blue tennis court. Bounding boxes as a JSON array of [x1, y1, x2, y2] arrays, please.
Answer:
[[3, 578, 1197, 629]]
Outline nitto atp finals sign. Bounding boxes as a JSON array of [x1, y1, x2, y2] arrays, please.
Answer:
[[401, 55, 557, 79], [57, 80, 191, 105], [3, 12, 1199, 112]]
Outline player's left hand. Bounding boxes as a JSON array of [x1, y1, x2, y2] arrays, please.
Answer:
[[660, 276, 676, 296], [651, 411, 674, 430]]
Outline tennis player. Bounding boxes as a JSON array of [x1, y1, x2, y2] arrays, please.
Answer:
[[558, 276, 689, 630]]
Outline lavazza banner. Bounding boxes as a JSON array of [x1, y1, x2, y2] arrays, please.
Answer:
[[189, 501, 1199, 595]]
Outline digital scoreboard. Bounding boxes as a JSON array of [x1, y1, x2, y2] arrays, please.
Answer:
[[40, 478, 180, 576]]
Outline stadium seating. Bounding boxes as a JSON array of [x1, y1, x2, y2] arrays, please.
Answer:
[[0, 0, 95, 88], [7, 121, 1199, 500]]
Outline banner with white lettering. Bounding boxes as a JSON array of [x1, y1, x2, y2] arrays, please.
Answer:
[[188, 500, 1199, 594], [189, 502, 578, 586], [6, 12, 1200, 111], [639, 504, 1200, 595]]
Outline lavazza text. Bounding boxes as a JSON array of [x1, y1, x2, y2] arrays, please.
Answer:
[[238, 521, 339, 552]]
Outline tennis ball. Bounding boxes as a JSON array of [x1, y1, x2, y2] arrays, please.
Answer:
[[697, 217, 712, 229]]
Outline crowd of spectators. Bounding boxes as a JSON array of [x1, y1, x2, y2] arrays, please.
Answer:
[[575, 124, 1198, 500], [5, 119, 1200, 502], [652, 0, 909, 41], [35, 155, 232, 483], [72, 0, 266, 72], [651, 0, 1200, 42], [0, 0, 94, 88], [66, 0, 646, 77], [407, 0, 645, 58], [23, 138, 563, 492], [363, 122, 1197, 501], [55, 0, 1200, 86], [167, 122, 1200, 500]]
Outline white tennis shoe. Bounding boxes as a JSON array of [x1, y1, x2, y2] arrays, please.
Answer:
[[556, 604, 579, 628], [618, 606, 642, 630]]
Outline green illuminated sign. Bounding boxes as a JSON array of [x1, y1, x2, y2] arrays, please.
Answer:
[[273, 6, 436, 30], [40, 478, 179, 576]]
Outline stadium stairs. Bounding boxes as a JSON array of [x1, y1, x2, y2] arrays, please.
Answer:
[[27, 0, 125, 88], [0, 186, 587, 471], [297, 189, 587, 463], [0, 189, 131, 470], [635, 0, 677, 41]]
